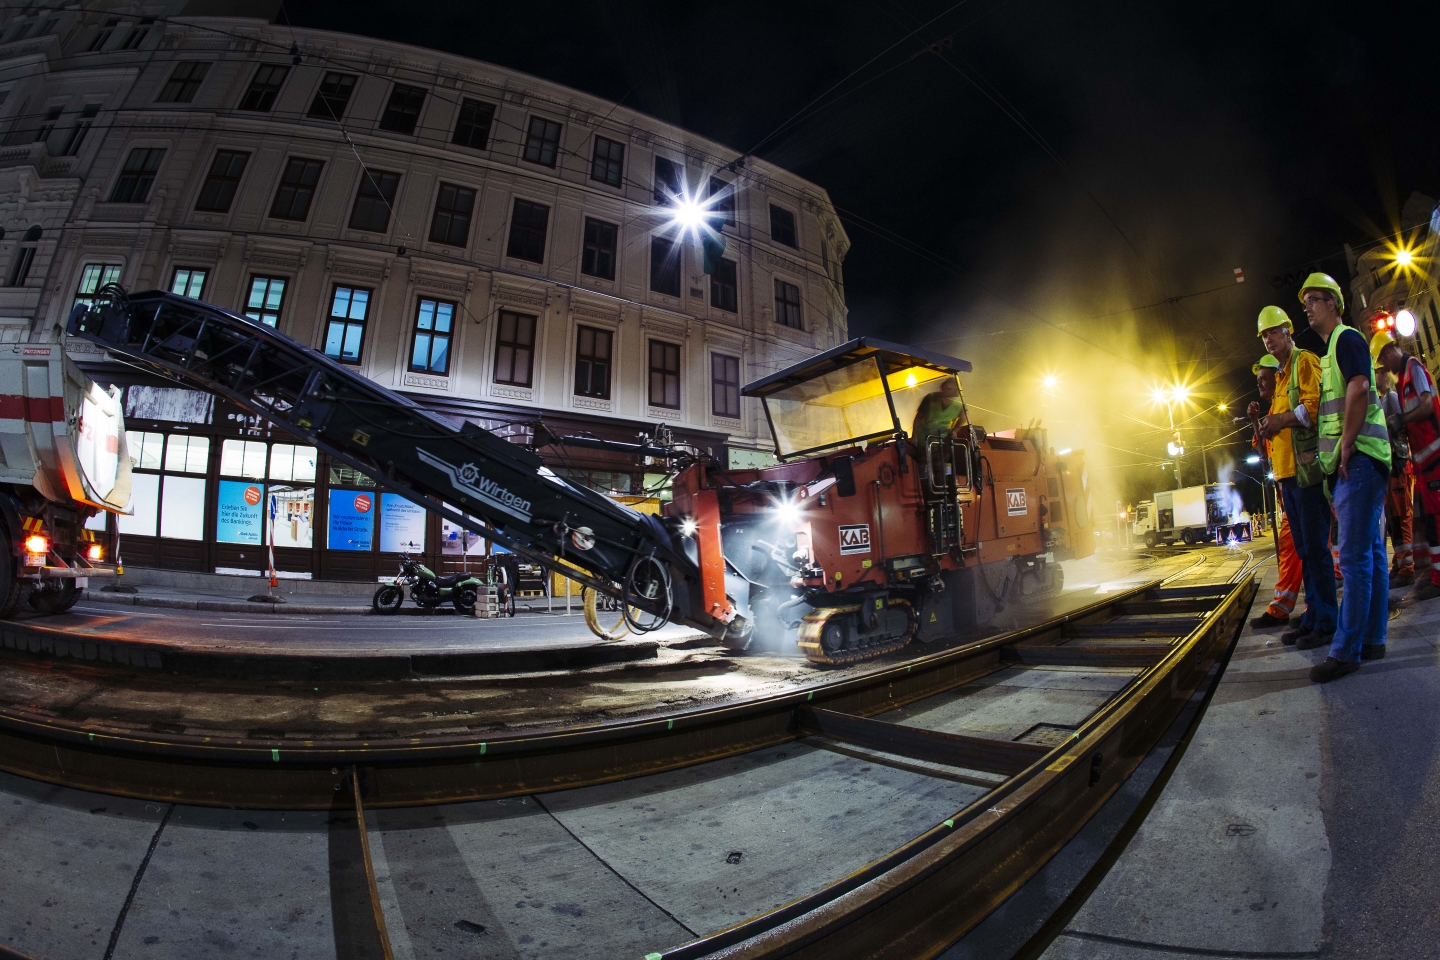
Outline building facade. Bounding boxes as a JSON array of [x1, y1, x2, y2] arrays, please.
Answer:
[[1346, 192, 1440, 369], [0, 2, 851, 580]]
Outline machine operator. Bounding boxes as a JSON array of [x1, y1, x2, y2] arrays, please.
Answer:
[[911, 376, 968, 442]]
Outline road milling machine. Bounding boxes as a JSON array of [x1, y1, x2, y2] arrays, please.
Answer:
[[69, 287, 1092, 665]]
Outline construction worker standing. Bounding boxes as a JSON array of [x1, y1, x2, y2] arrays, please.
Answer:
[[1372, 330, 1440, 600], [1249, 354, 1303, 627], [1302, 273, 1390, 682], [1249, 305, 1335, 646], [1374, 362, 1415, 586]]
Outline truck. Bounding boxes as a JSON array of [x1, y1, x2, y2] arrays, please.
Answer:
[[0, 337, 130, 616], [1132, 483, 1251, 548]]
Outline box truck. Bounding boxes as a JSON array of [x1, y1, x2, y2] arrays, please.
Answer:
[[1132, 483, 1251, 548]]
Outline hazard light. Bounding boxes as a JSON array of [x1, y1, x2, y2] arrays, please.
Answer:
[[24, 535, 47, 555], [87, 543, 105, 561]]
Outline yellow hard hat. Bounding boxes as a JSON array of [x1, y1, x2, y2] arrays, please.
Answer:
[[1298, 272, 1345, 313], [1256, 306, 1293, 336], [1252, 354, 1281, 376], [1370, 329, 1395, 363]]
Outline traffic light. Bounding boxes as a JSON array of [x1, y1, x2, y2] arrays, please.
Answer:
[[1166, 431, 1185, 457]]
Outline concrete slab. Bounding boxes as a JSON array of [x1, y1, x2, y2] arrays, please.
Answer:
[[887, 665, 1138, 740], [0, 770, 165, 960], [370, 797, 689, 960], [541, 740, 989, 939]]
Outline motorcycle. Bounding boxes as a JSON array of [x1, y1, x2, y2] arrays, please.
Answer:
[[373, 553, 485, 614]]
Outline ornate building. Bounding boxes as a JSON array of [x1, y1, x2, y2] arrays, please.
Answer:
[[0, 1, 851, 579]]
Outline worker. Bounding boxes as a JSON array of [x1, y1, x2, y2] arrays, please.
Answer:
[[1302, 273, 1389, 682], [1373, 361, 1415, 586], [1373, 329, 1440, 600], [1249, 354, 1302, 628], [1249, 305, 1334, 648], [911, 375, 968, 442]]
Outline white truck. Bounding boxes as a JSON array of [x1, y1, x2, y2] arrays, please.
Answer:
[[0, 337, 130, 616], [1133, 483, 1252, 548]]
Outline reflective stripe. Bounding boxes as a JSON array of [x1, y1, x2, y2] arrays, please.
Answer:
[[1319, 397, 1346, 415], [1273, 590, 1298, 601], [1414, 436, 1440, 464], [1319, 437, 1337, 452], [1360, 421, 1389, 441]]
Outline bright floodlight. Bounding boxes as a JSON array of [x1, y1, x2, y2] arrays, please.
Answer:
[[1042, 375, 1058, 390], [773, 498, 802, 527], [1151, 389, 1168, 404], [680, 517, 698, 537], [1167, 441, 1183, 456], [1397, 308, 1417, 337], [1170, 385, 1190, 402], [670, 197, 706, 232], [1246, 455, 1260, 464], [1217, 402, 1228, 412], [1396, 248, 1414, 267]]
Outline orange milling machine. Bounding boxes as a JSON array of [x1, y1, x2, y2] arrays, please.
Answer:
[[664, 338, 1094, 664]]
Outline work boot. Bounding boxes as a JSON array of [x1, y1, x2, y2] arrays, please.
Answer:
[[1310, 657, 1360, 683], [1250, 611, 1289, 629], [1295, 631, 1332, 651], [1280, 625, 1309, 645], [1414, 580, 1440, 602], [1392, 570, 1416, 588], [1361, 644, 1387, 660]]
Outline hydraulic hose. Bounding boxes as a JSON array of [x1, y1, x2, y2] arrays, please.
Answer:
[[581, 586, 630, 642]]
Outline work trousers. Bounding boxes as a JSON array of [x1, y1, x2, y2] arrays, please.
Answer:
[[1331, 454, 1389, 662], [1413, 466, 1440, 586], [1266, 513, 1302, 618], [1280, 477, 1338, 634], [1387, 463, 1414, 572]]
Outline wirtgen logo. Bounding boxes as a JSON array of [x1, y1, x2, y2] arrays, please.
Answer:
[[417, 448, 532, 522]]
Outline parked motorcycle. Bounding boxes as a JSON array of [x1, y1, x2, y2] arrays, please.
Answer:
[[373, 553, 484, 614]]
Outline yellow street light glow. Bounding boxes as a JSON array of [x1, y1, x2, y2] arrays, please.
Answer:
[[905, 372, 918, 388], [1217, 402, 1228, 412], [1170, 385, 1190, 402], [1042, 374, 1058, 390], [1150, 388, 1168, 404], [1396, 248, 1414, 267]]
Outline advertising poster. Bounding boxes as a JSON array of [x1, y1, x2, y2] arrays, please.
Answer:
[[269, 485, 315, 549], [380, 494, 427, 553], [216, 480, 265, 544], [440, 506, 485, 556], [328, 490, 374, 551]]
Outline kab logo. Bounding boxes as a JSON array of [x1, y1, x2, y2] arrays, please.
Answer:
[[1006, 487, 1028, 517], [839, 524, 871, 555]]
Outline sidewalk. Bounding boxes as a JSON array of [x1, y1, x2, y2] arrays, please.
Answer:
[[1041, 554, 1440, 959]]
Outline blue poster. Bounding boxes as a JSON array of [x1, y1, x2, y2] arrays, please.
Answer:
[[216, 479, 265, 544], [328, 489, 374, 551], [380, 494, 427, 553]]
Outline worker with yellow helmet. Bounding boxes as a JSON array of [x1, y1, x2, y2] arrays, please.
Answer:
[[1300, 272, 1389, 682], [1372, 327, 1440, 599], [1250, 352, 1303, 626], [1247, 304, 1334, 640]]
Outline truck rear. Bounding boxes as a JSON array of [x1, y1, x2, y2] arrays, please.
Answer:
[[0, 341, 130, 615]]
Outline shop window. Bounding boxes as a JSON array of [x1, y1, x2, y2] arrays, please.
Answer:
[[195, 150, 248, 213], [574, 326, 612, 399], [126, 431, 164, 470], [269, 444, 317, 482], [328, 489, 375, 551], [220, 438, 267, 479], [649, 340, 681, 409], [410, 298, 454, 375], [165, 435, 211, 474], [109, 148, 165, 204], [308, 72, 357, 120], [325, 286, 370, 363], [74, 263, 122, 310], [118, 472, 159, 536], [379, 83, 427, 134], [160, 475, 205, 540], [216, 479, 265, 544], [642, 472, 674, 502], [493, 311, 536, 387], [380, 493, 427, 552], [269, 483, 315, 549], [451, 98, 495, 149], [170, 267, 206, 300], [245, 276, 286, 327], [329, 463, 376, 488], [238, 64, 288, 112]]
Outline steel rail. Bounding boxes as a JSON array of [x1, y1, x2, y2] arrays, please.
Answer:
[[0, 557, 1212, 809]]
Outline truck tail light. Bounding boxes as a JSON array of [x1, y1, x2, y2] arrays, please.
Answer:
[[87, 543, 104, 561], [24, 535, 48, 556]]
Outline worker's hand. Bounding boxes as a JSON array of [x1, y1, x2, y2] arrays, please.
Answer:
[[1247, 401, 1261, 420], [1339, 441, 1354, 480], [1257, 417, 1277, 441]]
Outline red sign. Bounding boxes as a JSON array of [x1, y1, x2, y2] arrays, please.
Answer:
[[354, 493, 372, 513], [243, 485, 262, 505]]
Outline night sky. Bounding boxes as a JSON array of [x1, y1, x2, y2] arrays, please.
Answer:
[[288, 0, 1440, 504]]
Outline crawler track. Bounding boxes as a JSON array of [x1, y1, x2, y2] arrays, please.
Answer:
[[0, 551, 1258, 959]]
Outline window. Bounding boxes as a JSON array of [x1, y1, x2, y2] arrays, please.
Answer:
[[493, 311, 536, 387], [126, 431, 165, 471], [650, 236, 681, 297], [708, 177, 736, 226], [711, 257, 737, 312], [167, 435, 213, 474], [108, 147, 164, 203], [378, 83, 426, 134], [712, 354, 741, 419], [34, 106, 61, 143], [574, 326, 612, 399], [8, 226, 41, 287], [219, 438, 266, 479], [769, 204, 797, 247], [244, 276, 286, 327], [324, 286, 370, 362], [591, 136, 624, 187], [194, 150, 248, 213], [581, 218, 617, 280], [410, 299, 455, 375], [269, 444, 317, 482], [60, 105, 99, 156], [237, 64, 288, 112], [654, 157, 683, 204], [774, 278, 802, 329], [157, 61, 210, 103], [649, 340, 681, 409], [348, 170, 399, 233], [170, 268, 206, 299], [522, 117, 562, 167], [506, 199, 550, 263], [428, 183, 475, 247], [451, 98, 495, 149], [119, 17, 154, 50], [73, 263, 122, 309], [269, 157, 323, 220], [307, 72, 357, 120], [89, 17, 119, 52]]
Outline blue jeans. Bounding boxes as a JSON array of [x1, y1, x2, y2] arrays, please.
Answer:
[[1279, 477, 1337, 633], [1331, 453, 1390, 661]]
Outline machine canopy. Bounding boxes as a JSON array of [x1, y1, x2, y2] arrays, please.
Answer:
[[742, 338, 971, 460]]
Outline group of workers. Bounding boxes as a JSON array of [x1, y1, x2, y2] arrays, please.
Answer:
[[1247, 272, 1440, 682]]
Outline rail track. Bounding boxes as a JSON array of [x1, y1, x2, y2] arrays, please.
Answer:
[[0, 550, 1259, 960]]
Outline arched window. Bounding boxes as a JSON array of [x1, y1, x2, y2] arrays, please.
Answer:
[[8, 226, 40, 287]]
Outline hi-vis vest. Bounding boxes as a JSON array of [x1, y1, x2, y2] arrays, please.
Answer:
[[1399, 354, 1440, 470], [1318, 324, 1390, 473]]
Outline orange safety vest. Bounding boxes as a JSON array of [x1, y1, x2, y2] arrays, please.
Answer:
[[1399, 354, 1440, 470]]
